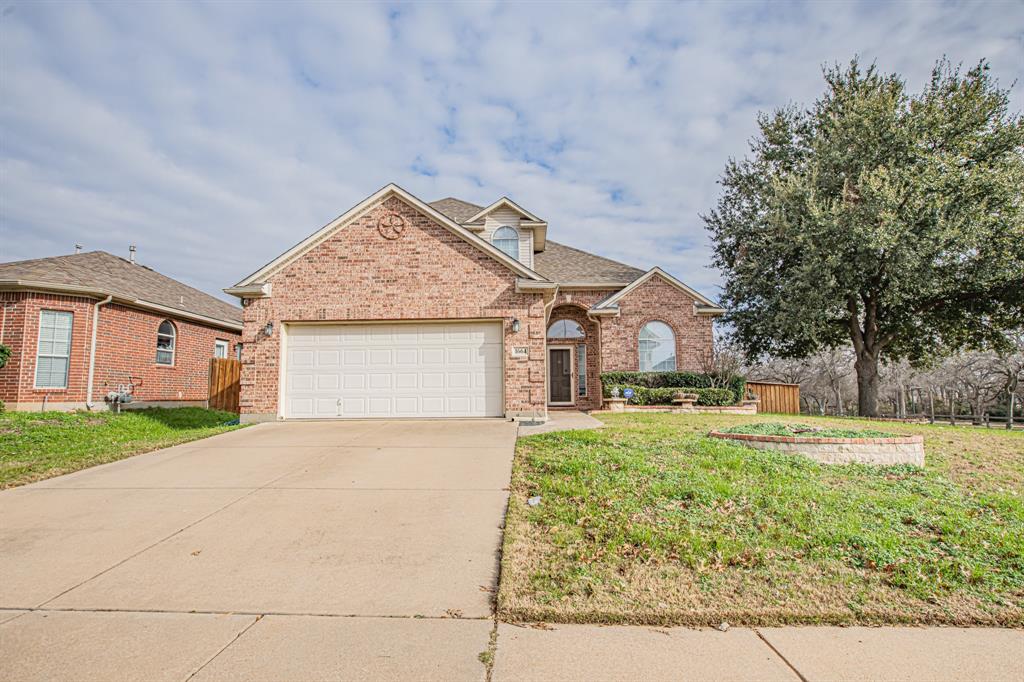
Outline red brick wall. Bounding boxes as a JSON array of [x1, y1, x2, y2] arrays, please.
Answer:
[[0, 291, 29, 405], [599, 276, 714, 373], [0, 291, 240, 408], [239, 195, 547, 418]]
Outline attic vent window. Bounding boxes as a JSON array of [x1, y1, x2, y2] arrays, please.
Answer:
[[492, 226, 519, 260]]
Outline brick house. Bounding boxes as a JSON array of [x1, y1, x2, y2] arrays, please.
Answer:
[[0, 251, 242, 411], [227, 184, 723, 423]]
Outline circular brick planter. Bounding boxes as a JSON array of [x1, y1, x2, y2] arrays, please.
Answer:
[[708, 431, 925, 466]]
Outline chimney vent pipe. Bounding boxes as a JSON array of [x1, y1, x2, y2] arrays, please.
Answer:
[[129, 245, 136, 264]]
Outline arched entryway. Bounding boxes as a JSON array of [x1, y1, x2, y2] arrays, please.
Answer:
[[546, 304, 600, 410]]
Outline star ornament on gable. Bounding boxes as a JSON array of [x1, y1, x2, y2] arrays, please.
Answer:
[[377, 212, 406, 240]]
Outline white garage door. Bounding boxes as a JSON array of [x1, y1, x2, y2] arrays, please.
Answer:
[[284, 322, 504, 419]]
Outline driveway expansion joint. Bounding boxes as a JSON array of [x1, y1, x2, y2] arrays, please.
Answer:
[[755, 628, 809, 682]]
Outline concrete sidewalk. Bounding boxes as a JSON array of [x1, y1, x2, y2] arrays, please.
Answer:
[[517, 409, 605, 436], [492, 623, 1024, 681]]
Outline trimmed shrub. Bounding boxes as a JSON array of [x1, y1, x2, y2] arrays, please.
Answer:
[[605, 384, 735, 406], [599, 371, 746, 403]]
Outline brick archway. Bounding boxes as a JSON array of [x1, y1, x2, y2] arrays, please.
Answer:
[[546, 304, 601, 410]]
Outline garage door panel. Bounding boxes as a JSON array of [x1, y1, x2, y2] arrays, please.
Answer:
[[342, 397, 367, 416], [342, 350, 366, 366], [342, 374, 365, 390], [316, 374, 339, 390], [285, 322, 503, 419], [290, 374, 314, 391], [421, 348, 445, 365], [369, 349, 393, 366], [291, 350, 314, 367], [395, 348, 418, 365]]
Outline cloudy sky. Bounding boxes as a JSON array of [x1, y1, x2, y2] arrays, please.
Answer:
[[2, 1, 1022, 303]]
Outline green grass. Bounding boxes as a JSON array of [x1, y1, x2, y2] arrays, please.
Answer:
[[720, 422, 898, 438], [0, 408, 246, 488], [500, 412, 1024, 626]]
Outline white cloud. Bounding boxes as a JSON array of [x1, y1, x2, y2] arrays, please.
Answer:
[[1, 0, 1022, 301]]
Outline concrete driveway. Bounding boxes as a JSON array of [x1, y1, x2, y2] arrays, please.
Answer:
[[0, 419, 516, 681]]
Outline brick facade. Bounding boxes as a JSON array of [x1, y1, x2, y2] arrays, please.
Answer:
[[239, 195, 547, 420], [546, 281, 714, 409], [0, 290, 240, 410], [599, 276, 714, 373]]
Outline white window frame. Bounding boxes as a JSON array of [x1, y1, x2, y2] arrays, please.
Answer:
[[34, 310, 73, 389], [156, 320, 176, 366], [492, 226, 520, 261], [577, 343, 587, 397], [546, 319, 585, 340], [639, 321, 676, 372], [214, 339, 229, 359]]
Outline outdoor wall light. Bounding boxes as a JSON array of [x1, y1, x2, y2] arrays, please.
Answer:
[[511, 318, 521, 333], [263, 322, 274, 337]]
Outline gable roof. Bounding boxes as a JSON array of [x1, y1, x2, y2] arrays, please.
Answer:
[[534, 241, 646, 286], [592, 267, 725, 314], [462, 197, 545, 225], [232, 183, 545, 290], [0, 251, 243, 329], [428, 197, 484, 223]]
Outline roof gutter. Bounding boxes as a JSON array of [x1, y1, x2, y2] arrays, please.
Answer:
[[0, 281, 243, 332], [85, 295, 113, 410]]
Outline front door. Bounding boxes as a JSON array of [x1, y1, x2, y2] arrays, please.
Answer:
[[548, 348, 572, 404]]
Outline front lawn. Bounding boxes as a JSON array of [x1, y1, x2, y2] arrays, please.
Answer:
[[500, 413, 1024, 626], [0, 408, 245, 488]]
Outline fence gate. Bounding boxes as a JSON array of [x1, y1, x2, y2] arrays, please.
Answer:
[[747, 381, 801, 414], [208, 358, 241, 413]]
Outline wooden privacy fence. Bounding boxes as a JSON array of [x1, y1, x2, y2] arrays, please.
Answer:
[[208, 358, 241, 413], [747, 381, 801, 414]]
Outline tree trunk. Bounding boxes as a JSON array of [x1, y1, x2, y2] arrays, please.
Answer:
[[854, 352, 881, 417]]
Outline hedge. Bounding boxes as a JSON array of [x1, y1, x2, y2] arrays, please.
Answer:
[[599, 371, 746, 403], [604, 384, 736, 406]]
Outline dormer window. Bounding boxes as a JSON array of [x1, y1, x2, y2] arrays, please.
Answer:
[[492, 226, 519, 260]]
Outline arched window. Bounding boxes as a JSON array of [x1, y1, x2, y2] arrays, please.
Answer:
[[492, 226, 520, 260], [156, 320, 176, 365], [639, 321, 675, 371], [547, 319, 585, 339]]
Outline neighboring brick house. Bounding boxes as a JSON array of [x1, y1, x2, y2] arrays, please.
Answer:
[[226, 183, 723, 423], [0, 251, 242, 411]]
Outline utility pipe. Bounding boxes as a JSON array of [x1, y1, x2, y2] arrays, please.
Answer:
[[85, 295, 113, 410]]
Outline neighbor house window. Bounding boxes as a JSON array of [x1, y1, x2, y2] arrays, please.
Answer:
[[547, 319, 585, 339], [214, 339, 229, 359], [639, 321, 676, 371], [492, 226, 519, 260], [35, 310, 73, 388], [156, 320, 176, 365], [577, 344, 587, 397]]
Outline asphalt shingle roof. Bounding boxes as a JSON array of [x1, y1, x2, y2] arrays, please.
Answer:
[[533, 241, 646, 285], [431, 196, 646, 286], [428, 197, 484, 224], [0, 251, 242, 326]]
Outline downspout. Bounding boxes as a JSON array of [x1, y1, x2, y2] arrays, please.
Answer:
[[85, 295, 113, 410]]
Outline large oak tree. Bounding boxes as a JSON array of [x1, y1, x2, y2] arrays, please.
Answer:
[[704, 59, 1024, 416]]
